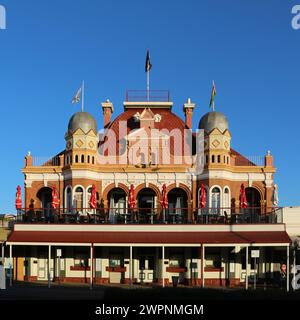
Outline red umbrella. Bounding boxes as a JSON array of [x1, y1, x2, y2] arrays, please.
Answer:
[[199, 184, 206, 209], [89, 184, 97, 209], [51, 186, 59, 209], [15, 185, 22, 210], [160, 184, 168, 209], [128, 184, 136, 209], [240, 184, 248, 209]]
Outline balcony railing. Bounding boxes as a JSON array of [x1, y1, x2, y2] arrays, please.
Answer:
[[125, 90, 171, 102], [32, 156, 61, 167], [15, 207, 282, 225]]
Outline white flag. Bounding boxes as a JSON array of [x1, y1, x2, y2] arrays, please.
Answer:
[[72, 86, 82, 104]]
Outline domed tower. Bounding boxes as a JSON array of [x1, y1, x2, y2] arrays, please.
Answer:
[[64, 112, 98, 167], [199, 111, 231, 167]]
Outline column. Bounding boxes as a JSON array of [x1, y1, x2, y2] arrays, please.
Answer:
[[162, 246, 165, 288], [245, 246, 248, 290], [287, 246, 290, 292], [201, 244, 205, 288], [1, 244, 4, 264], [48, 245, 51, 288], [90, 245, 93, 290], [129, 246, 132, 287], [9, 245, 12, 287]]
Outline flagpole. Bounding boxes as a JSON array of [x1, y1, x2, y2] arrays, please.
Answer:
[[212, 80, 215, 112], [147, 70, 150, 101], [82, 80, 84, 112]]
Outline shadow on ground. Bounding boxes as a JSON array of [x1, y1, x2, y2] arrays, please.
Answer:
[[0, 282, 300, 301]]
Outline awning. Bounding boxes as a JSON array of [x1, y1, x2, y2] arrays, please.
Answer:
[[7, 230, 290, 245]]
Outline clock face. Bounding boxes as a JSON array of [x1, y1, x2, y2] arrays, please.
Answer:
[[66, 141, 72, 150]]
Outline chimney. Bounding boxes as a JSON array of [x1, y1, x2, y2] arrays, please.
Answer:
[[101, 99, 114, 128], [264, 150, 273, 167], [183, 98, 195, 129]]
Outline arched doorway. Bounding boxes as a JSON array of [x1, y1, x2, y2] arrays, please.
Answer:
[[211, 187, 221, 214], [245, 187, 261, 215], [137, 188, 157, 223], [167, 188, 188, 223], [37, 187, 52, 220], [108, 188, 127, 223], [74, 186, 84, 212]]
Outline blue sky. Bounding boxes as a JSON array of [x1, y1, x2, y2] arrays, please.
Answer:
[[0, 0, 299, 212]]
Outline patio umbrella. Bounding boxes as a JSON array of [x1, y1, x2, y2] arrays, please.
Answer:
[[51, 186, 59, 209], [273, 184, 279, 207], [199, 184, 206, 208], [89, 185, 97, 209], [15, 185, 22, 210], [160, 184, 168, 222], [128, 184, 136, 209], [240, 184, 248, 209], [161, 184, 168, 209]]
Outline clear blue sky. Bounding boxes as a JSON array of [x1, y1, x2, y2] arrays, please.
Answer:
[[0, 0, 299, 212]]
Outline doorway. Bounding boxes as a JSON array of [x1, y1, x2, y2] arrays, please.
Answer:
[[137, 188, 156, 223]]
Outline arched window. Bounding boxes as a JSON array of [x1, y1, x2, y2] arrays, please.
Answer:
[[66, 187, 72, 212], [74, 186, 84, 212], [87, 155, 90, 163], [75, 155, 79, 163], [81, 155, 84, 163], [224, 155, 226, 163], [211, 187, 221, 214], [217, 155, 221, 163], [223, 188, 230, 215], [212, 155, 215, 163], [92, 156, 95, 164], [227, 157, 229, 165]]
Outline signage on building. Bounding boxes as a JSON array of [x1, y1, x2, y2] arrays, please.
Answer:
[[251, 250, 260, 258]]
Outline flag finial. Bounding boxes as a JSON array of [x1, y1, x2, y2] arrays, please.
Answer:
[[209, 80, 216, 111]]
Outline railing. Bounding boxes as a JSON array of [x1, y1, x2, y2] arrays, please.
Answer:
[[235, 156, 265, 167], [125, 90, 170, 102], [15, 207, 282, 225], [32, 156, 61, 167]]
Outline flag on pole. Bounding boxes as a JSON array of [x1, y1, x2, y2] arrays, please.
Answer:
[[72, 86, 82, 104], [145, 49, 152, 72], [209, 81, 216, 109]]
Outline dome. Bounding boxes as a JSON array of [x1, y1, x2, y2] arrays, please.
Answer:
[[68, 112, 97, 134], [199, 111, 229, 133]]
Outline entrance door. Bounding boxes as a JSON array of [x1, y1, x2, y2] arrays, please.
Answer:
[[138, 256, 155, 283], [37, 255, 47, 280], [137, 188, 156, 223], [109, 256, 123, 284]]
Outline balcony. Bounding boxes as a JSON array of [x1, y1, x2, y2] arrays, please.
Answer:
[[125, 90, 171, 102], [15, 207, 282, 225]]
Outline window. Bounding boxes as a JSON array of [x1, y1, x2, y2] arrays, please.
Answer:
[[109, 257, 122, 267], [66, 187, 72, 212], [74, 187, 84, 211], [75, 155, 79, 163], [212, 155, 215, 163], [73, 249, 88, 267], [211, 187, 221, 213], [81, 155, 84, 163], [92, 156, 95, 164], [87, 155, 90, 163], [217, 155, 221, 163]]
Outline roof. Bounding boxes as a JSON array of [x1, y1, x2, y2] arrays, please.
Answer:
[[100, 108, 193, 156], [7, 230, 290, 245]]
